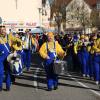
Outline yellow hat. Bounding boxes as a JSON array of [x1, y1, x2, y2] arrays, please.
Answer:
[[16, 31, 19, 34], [80, 34, 84, 39], [84, 36, 89, 41], [25, 29, 29, 32], [47, 32, 54, 38], [92, 35, 97, 40]]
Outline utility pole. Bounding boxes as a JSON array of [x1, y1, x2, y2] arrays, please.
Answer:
[[15, 0, 18, 9]]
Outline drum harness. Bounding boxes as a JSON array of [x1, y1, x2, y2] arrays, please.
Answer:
[[22, 35, 32, 50], [46, 41, 57, 61], [0, 37, 11, 54]]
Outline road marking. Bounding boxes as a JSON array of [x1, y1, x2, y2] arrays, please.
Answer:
[[68, 74, 100, 97], [33, 68, 40, 87]]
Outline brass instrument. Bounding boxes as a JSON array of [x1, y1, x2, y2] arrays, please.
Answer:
[[11, 37, 22, 52]]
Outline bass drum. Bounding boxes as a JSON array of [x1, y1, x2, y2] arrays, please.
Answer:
[[7, 53, 23, 76]]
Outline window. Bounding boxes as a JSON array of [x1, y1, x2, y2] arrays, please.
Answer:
[[97, 3, 100, 10]]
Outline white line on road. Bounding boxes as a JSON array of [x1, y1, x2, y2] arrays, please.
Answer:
[[67, 74, 100, 97], [33, 68, 40, 87]]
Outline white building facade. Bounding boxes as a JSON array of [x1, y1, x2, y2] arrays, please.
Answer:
[[0, 0, 43, 33]]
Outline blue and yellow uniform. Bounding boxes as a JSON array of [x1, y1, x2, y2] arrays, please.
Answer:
[[0, 35, 11, 91], [10, 34, 24, 82], [8, 32, 15, 47], [39, 32, 65, 91], [11, 35, 24, 65], [87, 35, 96, 79], [22, 34, 35, 71], [92, 37, 100, 84], [74, 35, 90, 77]]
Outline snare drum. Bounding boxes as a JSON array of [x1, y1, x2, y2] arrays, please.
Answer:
[[53, 60, 67, 74]]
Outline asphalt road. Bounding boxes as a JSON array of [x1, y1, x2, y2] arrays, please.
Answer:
[[0, 53, 100, 100]]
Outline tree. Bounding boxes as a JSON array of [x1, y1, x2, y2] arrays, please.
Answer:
[[90, 9, 100, 30], [50, 0, 70, 33], [65, 0, 91, 33]]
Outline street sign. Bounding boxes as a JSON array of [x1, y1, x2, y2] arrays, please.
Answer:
[[0, 17, 2, 24]]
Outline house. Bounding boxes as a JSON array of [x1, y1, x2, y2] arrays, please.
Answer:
[[65, 0, 96, 34], [50, 0, 97, 34]]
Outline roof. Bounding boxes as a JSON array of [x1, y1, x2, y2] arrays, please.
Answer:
[[52, 0, 97, 8]]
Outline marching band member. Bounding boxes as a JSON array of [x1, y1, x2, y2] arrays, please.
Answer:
[[74, 34, 90, 77], [92, 33, 100, 85], [11, 32, 23, 82], [22, 29, 35, 71], [31, 35, 39, 53], [0, 26, 11, 91], [88, 34, 96, 80], [39, 32, 65, 91], [11, 32, 23, 60], [72, 34, 80, 72]]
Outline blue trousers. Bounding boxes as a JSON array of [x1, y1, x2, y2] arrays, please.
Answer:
[[78, 51, 89, 76], [93, 54, 100, 81], [44, 63, 58, 89], [89, 54, 94, 77], [0, 60, 11, 89], [23, 50, 31, 70]]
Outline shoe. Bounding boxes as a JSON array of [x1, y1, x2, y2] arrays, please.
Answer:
[[26, 68, 30, 71], [6, 88, 10, 91], [47, 88, 52, 91], [96, 81, 99, 85], [83, 74, 86, 78], [87, 75, 90, 78], [90, 77, 94, 80]]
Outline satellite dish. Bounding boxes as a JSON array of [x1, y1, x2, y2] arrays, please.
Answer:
[[0, 17, 2, 24]]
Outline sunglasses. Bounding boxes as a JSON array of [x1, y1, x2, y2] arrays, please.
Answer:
[[0, 25, 5, 28]]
